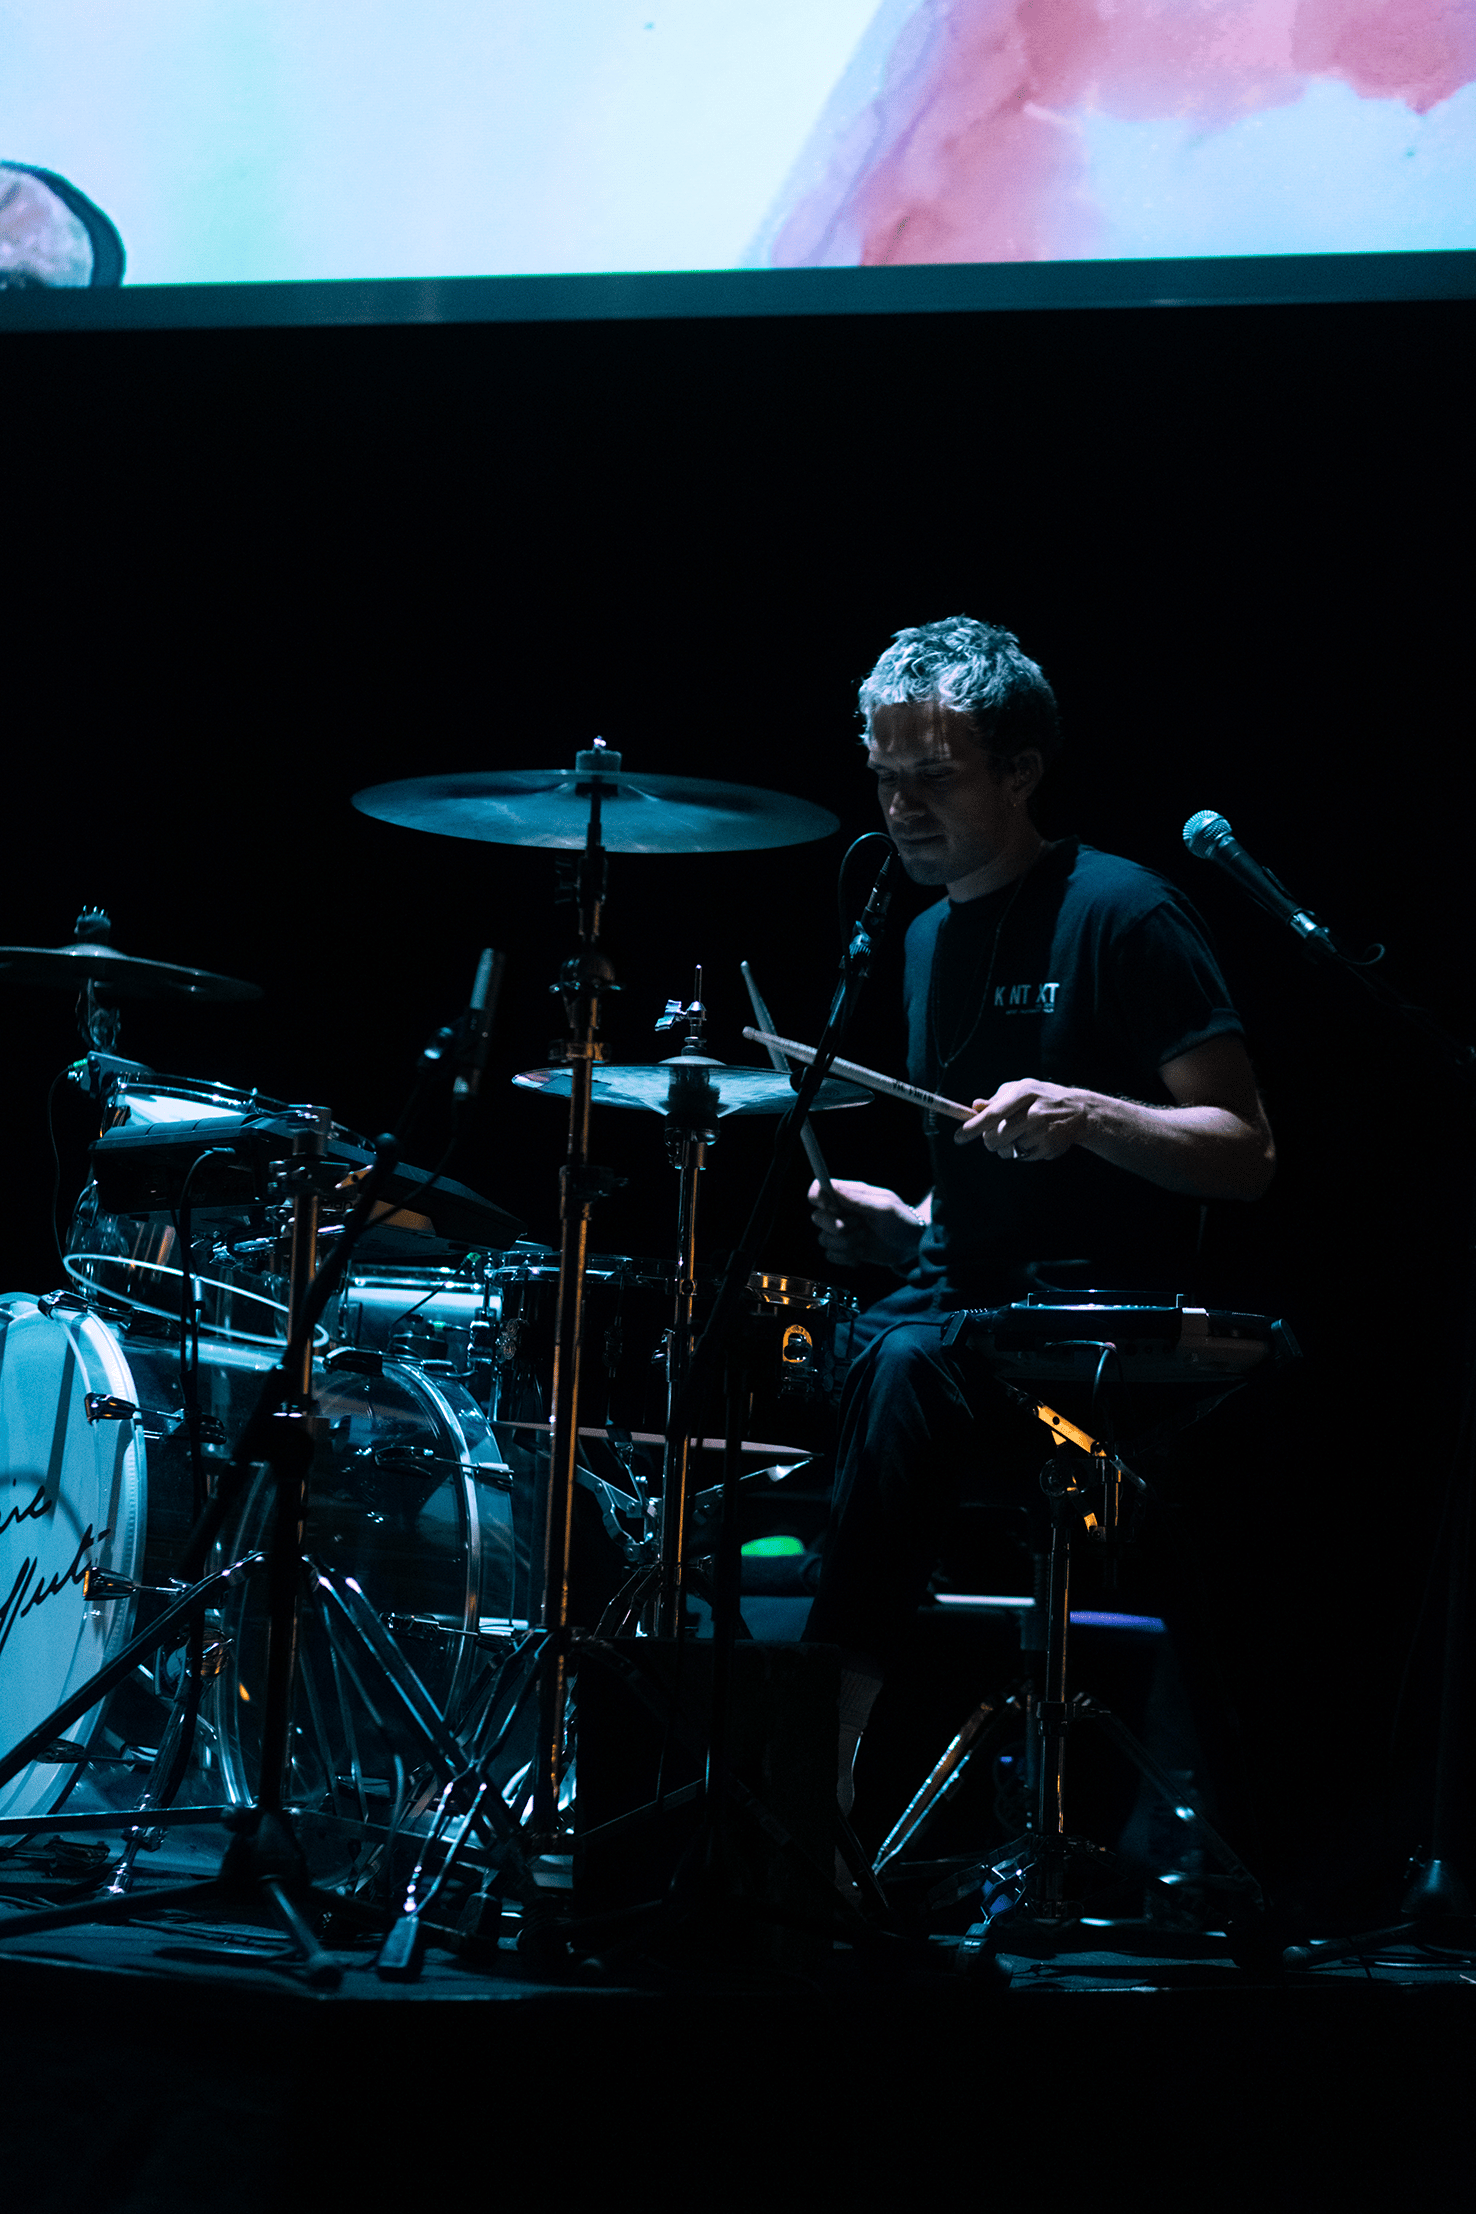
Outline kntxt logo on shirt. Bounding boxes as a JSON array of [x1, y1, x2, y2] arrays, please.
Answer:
[[994, 981, 1060, 1014]]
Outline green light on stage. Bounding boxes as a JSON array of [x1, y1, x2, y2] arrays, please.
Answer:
[[740, 1535, 805, 1558]]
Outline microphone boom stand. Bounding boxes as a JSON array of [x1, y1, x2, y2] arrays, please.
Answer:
[[1190, 845, 1476, 1952]]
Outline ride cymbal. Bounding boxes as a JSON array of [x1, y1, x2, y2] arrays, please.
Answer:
[[352, 761, 838, 854]]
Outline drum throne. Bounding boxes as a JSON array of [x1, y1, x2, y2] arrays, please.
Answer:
[[862, 1291, 1297, 1967]]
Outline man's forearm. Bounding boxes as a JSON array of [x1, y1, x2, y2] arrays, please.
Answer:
[[1076, 1092, 1274, 1201]]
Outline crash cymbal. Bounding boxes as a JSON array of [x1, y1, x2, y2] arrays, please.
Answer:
[[352, 758, 838, 854], [513, 1060, 869, 1118], [0, 910, 261, 1003]]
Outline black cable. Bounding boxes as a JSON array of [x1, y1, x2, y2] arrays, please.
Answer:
[[1090, 1341, 1124, 1445]]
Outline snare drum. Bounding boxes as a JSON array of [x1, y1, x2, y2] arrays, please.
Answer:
[[0, 1293, 517, 1833], [745, 1273, 860, 1441]]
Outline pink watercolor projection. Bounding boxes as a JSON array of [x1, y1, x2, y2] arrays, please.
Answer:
[[771, 0, 1476, 265]]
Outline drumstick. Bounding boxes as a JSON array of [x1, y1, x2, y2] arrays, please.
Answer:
[[741, 1026, 974, 1124], [740, 961, 837, 1204]]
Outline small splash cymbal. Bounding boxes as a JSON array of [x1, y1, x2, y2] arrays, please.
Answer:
[[0, 939, 262, 1003]]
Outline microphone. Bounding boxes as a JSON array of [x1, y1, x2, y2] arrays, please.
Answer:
[[454, 947, 506, 1099], [840, 833, 897, 950], [1182, 812, 1335, 956]]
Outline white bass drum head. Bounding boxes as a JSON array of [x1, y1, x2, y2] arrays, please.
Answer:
[[0, 1296, 147, 1823]]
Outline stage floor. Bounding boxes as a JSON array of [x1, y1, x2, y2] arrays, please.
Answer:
[[3, 1899, 1472, 2212]]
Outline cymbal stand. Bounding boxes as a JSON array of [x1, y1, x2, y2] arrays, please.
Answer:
[[532, 743, 626, 1844], [653, 972, 720, 1638]]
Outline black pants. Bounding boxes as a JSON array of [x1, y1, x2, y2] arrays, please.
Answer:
[[804, 1282, 1044, 1675]]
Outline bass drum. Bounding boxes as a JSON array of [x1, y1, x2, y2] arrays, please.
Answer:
[[0, 1292, 274, 1827], [210, 1350, 519, 1858], [0, 1295, 518, 1858]]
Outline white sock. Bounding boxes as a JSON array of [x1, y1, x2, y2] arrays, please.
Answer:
[[837, 1667, 883, 1818]]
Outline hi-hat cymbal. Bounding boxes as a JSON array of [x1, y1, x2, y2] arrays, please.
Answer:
[[352, 765, 838, 854], [513, 1061, 869, 1118], [0, 940, 262, 1003]]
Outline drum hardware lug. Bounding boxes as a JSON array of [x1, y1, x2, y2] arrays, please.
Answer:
[[83, 1566, 190, 1601], [38, 1288, 88, 1319], [31, 1739, 98, 1765], [325, 1346, 384, 1375], [84, 1392, 138, 1424]]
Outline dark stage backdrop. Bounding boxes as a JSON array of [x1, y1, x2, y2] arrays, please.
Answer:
[[4, 295, 1472, 1918]]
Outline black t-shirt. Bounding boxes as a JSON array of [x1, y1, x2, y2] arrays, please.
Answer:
[[902, 837, 1243, 1297]]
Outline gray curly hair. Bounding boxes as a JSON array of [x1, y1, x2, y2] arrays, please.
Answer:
[[858, 616, 1062, 767]]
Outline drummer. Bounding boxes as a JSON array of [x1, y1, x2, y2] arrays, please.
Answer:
[[804, 616, 1275, 1815]]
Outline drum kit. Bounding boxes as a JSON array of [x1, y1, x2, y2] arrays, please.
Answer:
[[0, 748, 1310, 1975], [0, 744, 914, 1973]]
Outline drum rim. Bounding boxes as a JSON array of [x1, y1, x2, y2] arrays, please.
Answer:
[[61, 1250, 330, 1348]]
